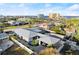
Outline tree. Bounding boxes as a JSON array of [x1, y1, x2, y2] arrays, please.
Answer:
[[73, 34, 79, 42], [11, 17, 17, 21], [50, 26, 65, 35]]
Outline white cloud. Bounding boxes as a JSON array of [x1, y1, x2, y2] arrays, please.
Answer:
[[66, 4, 79, 11], [36, 6, 64, 16], [0, 3, 79, 16], [0, 7, 29, 16]]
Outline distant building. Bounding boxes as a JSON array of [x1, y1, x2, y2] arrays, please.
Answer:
[[0, 15, 4, 18], [49, 13, 61, 20], [37, 14, 45, 18], [0, 33, 14, 54]]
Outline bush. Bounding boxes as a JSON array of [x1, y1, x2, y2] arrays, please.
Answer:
[[31, 39, 39, 46], [73, 34, 79, 42], [47, 44, 55, 48], [50, 26, 65, 35]]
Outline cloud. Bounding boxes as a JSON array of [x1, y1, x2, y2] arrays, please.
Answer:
[[0, 3, 79, 16], [2, 9, 28, 16], [66, 4, 79, 11], [0, 7, 29, 16], [36, 5, 64, 16]]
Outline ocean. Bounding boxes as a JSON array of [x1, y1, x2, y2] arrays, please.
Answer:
[[45, 16, 79, 19]]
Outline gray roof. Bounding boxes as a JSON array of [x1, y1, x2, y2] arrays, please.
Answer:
[[0, 33, 9, 40], [37, 36, 60, 44], [13, 28, 61, 44], [65, 40, 79, 50], [26, 28, 42, 32], [13, 28, 37, 42]]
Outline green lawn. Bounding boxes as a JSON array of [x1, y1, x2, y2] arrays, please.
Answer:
[[4, 24, 30, 30]]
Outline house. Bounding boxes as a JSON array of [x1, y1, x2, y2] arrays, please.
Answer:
[[7, 20, 26, 26], [8, 20, 19, 26], [34, 23, 49, 29], [13, 28, 65, 51], [64, 26, 76, 36], [7, 20, 16, 25], [0, 33, 14, 54], [63, 40, 79, 52]]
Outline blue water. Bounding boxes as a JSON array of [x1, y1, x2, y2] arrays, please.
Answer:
[[45, 16, 79, 19], [63, 16, 79, 19]]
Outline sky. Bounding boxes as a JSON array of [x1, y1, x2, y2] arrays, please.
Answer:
[[0, 3, 79, 16]]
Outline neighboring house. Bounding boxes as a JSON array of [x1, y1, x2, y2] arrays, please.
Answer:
[[65, 40, 79, 51], [0, 33, 14, 54], [64, 27, 76, 36], [7, 21, 26, 26], [34, 23, 49, 29], [34, 22, 61, 30], [13, 28, 65, 51], [7, 20, 17, 26]]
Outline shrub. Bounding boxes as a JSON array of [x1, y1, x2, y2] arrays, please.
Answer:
[[31, 39, 39, 46]]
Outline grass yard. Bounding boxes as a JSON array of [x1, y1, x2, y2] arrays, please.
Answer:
[[4, 24, 30, 30]]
